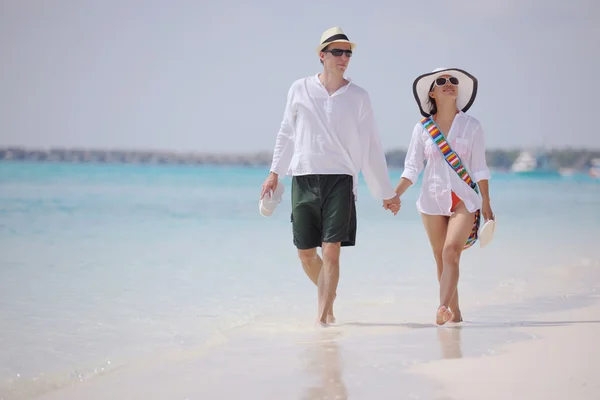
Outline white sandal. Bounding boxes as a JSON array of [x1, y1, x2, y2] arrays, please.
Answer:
[[259, 182, 285, 217]]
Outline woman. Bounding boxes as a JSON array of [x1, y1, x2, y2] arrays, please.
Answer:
[[394, 67, 494, 325]]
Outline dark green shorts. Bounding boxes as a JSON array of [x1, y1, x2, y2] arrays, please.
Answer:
[[290, 174, 356, 250]]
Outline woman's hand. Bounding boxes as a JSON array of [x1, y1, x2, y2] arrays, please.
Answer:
[[383, 194, 401, 216], [482, 199, 494, 221]]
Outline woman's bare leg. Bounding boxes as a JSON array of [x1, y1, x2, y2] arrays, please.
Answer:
[[438, 202, 475, 324], [421, 213, 449, 325]]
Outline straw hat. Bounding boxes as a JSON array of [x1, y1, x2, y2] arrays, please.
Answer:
[[316, 27, 356, 55], [412, 67, 478, 117]]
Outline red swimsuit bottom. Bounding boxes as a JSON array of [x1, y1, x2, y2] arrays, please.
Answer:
[[451, 191, 462, 212]]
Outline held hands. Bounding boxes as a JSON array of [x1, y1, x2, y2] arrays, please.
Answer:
[[382, 194, 401, 216], [482, 199, 494, 221], [261, 172, 278, 199]]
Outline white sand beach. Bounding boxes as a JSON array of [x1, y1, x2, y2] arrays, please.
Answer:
[[410, 302, 600, 400]]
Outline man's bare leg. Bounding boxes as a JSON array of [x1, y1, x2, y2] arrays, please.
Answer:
[[298, 248, 336, 323], [317, 242, 341, 325], [298, 248, 322, 284]]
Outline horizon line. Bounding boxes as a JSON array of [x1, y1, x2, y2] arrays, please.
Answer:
[[2, 146, 600, 154]]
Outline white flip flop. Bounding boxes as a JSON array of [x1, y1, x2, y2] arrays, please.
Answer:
[[259, 182, 285, 217], [479, 218, 496, 248]]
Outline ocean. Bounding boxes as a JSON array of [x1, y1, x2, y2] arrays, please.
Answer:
[[1, 162, 599, 399]]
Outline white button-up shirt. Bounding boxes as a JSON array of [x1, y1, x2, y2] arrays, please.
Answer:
[[270, 74, 396, 200], [401, 112, 491, 215]]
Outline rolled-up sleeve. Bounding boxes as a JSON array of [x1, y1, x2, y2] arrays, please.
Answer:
[[270, 84, 296, 175], [470, 123, 491, 182], [359, 96, 396, 200], [400, 124, 425, 184]]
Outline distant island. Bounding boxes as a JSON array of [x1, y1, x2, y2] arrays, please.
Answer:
[[1, 147, 599, 172]]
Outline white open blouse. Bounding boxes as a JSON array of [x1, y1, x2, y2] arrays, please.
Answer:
[[400, 112, 491, 215]]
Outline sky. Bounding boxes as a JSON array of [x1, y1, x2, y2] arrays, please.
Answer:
[[0, 0, 598, 153]]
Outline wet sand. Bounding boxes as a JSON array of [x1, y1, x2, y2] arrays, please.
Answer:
[[29, 289, 600, 400]]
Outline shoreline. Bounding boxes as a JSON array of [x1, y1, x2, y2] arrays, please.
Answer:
[[15, 260, 599, 400]]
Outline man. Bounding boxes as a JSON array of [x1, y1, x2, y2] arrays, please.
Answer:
[[260, 27, 400, 326]]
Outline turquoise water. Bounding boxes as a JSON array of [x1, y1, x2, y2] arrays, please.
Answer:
[[1, 162, 599, 397]]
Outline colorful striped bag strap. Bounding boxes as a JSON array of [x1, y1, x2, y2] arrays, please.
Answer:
[[420, 116, 481, 249]]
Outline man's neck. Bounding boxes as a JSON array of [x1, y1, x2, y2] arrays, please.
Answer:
[[319, 70, 347, 95]]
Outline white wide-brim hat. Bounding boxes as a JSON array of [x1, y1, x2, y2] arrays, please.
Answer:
[[413, 67, 478, 117], [316, 27, 356, 55]]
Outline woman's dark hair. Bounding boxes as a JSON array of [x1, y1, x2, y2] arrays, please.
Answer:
[[427, 82, 437, 115]]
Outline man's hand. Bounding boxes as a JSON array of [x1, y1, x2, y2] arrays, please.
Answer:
[[382, 194, 401, 216], [482, 199, 494, 221], [261, 172, 278, 199]]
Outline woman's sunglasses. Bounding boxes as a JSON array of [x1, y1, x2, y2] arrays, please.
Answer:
[[323, 49, 353, 57], [434, 77, 459, 87]]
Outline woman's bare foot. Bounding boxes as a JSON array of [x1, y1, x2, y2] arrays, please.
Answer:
[[436, 305, 453, 325], [450, 309, 463, 323]]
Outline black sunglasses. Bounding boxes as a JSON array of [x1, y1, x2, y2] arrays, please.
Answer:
[[323, 49, 353, 57], [434, 77, 459, 87]]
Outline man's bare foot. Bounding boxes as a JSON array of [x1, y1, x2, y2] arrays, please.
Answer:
[[327, 293, 337, 324], [436, 305, 453, 325], [315, 319, 329, 328]]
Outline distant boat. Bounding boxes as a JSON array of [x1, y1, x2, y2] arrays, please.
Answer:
[[559, 154, 589, 177], [559, 167, 577, 177], [511, 150, 558, 175], [589, 158, 600, 179], [510, 151, 537, 173]]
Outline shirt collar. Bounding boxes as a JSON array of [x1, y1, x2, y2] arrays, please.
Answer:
[[313, 73, 352, 96]]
